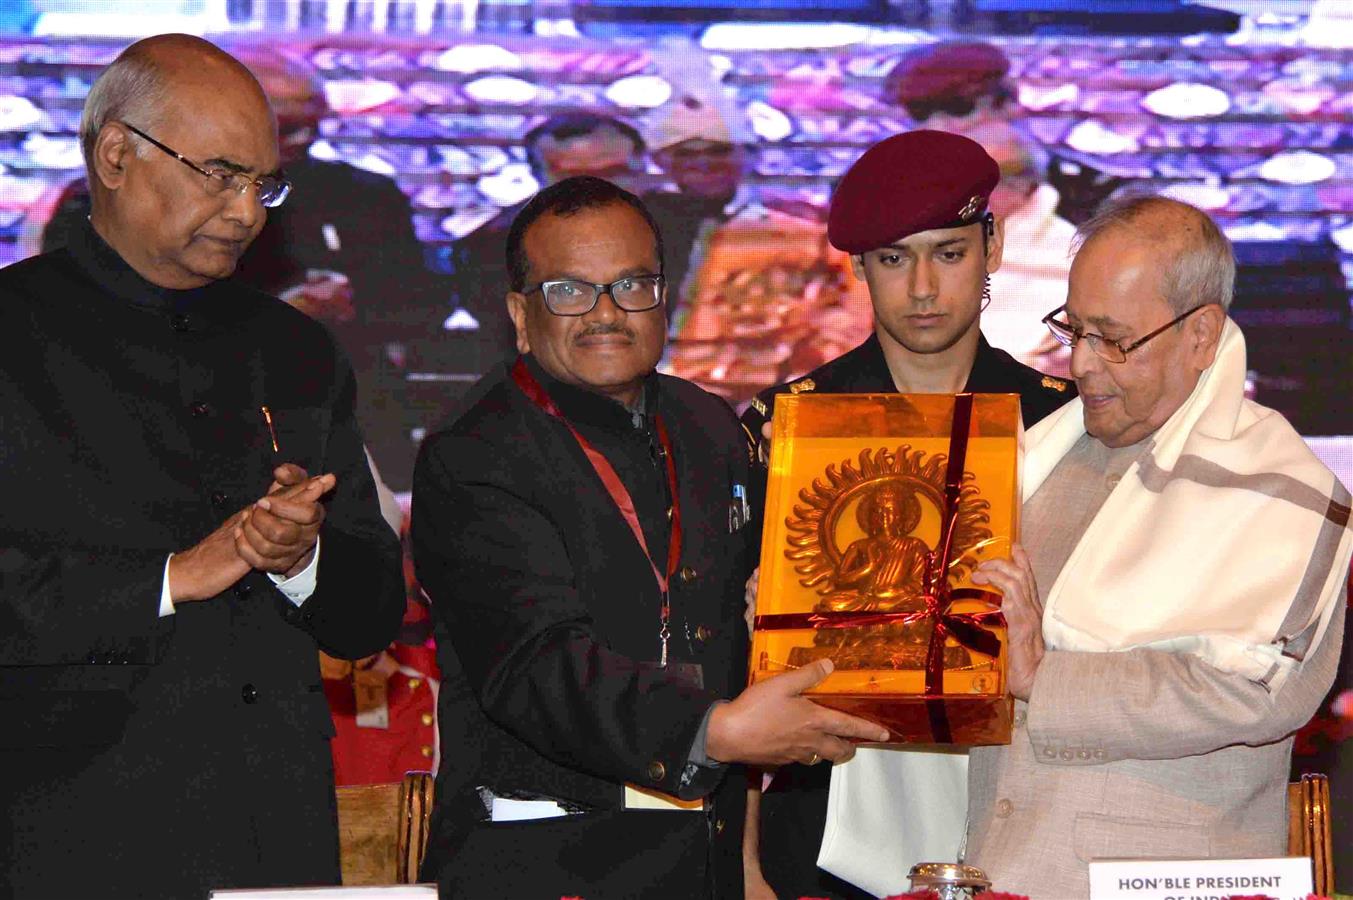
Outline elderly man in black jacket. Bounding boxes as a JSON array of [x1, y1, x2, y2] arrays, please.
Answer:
[[412, 175, 888, 898], [0, 35, 404, 899]]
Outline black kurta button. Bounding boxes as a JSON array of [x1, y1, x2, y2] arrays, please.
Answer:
[[695, 625, 713, 642], [171, 314, 190, 332], [715, 818, 726, 834], [210, 491, 229, 508], [234, 582, 252, 598], [102, 651, 117, 664], [679, 566, 697, 583], [85, 652, 98, 664], [241, 683, 258, 704], [646, 760, 666, 781], [190, 401, 210, 418]]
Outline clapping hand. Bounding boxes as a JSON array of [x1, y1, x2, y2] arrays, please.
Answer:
[[168, 465, 337, 605], [237, 464, 336, 578]]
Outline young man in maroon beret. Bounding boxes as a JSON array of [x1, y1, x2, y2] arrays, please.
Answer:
[[740, 129, 1075, 900]]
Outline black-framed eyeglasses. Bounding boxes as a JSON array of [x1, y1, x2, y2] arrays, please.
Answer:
[[1042, 303, 1207, 364], [120, 122, 291, 209], [527, 274, 664, 317]]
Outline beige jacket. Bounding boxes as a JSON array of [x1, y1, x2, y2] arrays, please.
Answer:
[[966, 435, 1346, 899]]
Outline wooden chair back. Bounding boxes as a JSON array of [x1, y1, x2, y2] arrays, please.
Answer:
[[1287, 773, 1333, 897], [336, 771, 435, 885]]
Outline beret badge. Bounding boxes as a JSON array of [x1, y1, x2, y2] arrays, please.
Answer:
[[959, 194, 985, 221]]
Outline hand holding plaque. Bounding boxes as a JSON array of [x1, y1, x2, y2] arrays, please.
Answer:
[[707, 658, 891, 767], [972, 544, 1043, 701]]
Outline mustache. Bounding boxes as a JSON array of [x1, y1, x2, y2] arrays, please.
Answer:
[[573, 324, 635, 342]]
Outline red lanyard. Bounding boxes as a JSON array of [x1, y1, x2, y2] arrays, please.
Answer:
[[511, 358, 683, 665]]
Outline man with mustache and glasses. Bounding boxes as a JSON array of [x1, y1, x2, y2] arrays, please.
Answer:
[[740, 129, 1074, 900], [0, 35, 404, 899], [411, 175, 888, 898], [963, 195, 1348, 898]]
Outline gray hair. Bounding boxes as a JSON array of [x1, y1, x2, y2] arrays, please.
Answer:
[[1073, 194, 1235, 314], [79, 47, 171, 172]]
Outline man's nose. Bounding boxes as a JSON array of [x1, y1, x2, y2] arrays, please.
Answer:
[[583, 288, 623, 324], [909, 257, 938, 302], [221, 183, 263, 229], [1068, 335, 1101, 380]]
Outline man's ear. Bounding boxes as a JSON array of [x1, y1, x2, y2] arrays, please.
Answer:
[[849, 254, 866, 280], [1187, 302, 1226, 372], [505, 291, 531, 355], [984, 215, 1006, 275], [90, 122, 133, 191]]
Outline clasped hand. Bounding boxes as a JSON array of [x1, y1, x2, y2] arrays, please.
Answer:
[[168, 464, 336, 605]]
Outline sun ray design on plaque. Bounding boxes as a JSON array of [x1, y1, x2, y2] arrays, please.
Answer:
[[784, 446, 992, 598]]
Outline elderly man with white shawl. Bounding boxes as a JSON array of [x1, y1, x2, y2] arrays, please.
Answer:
[[953, 195, 1350, 898]]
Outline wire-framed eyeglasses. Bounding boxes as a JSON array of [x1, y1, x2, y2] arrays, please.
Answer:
[[121, 122, 291, 209], [1041, 303, 1207, 364], [527, 274, 664, 317]]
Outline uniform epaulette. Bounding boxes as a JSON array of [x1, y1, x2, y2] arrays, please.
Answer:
[[750, 396, 768, 417], [1041, 375, 1069, 393], [788, 378, 816, 395]]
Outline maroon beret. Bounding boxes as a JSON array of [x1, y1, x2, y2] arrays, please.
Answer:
[[883, 41, 1011, 108], [827, 130, 1000, 254]]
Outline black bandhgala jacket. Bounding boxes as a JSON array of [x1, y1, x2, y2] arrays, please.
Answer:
[[0, 223, 404, 900], [412, 355, 754, 899]]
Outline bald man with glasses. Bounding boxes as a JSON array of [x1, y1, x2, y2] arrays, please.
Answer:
[[0, 35, 403, 898]]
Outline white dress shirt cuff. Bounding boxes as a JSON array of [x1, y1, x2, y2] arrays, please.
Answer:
[[267, 538, 321, 606], [159, 555, 176, 618]]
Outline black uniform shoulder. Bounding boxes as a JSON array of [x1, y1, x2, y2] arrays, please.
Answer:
[[754, 368, 822, 409], [742, 337, 882, 433], [974, 341, 1075, 427]]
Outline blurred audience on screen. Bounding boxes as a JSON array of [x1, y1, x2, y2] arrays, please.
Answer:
[[447, 111, 647, 369]]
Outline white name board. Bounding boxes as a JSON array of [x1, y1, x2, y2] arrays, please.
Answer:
[[1089, 857, 1313, 900]]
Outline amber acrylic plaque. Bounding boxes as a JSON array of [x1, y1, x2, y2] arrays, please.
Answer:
[[749, 393, 1021, 746]]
